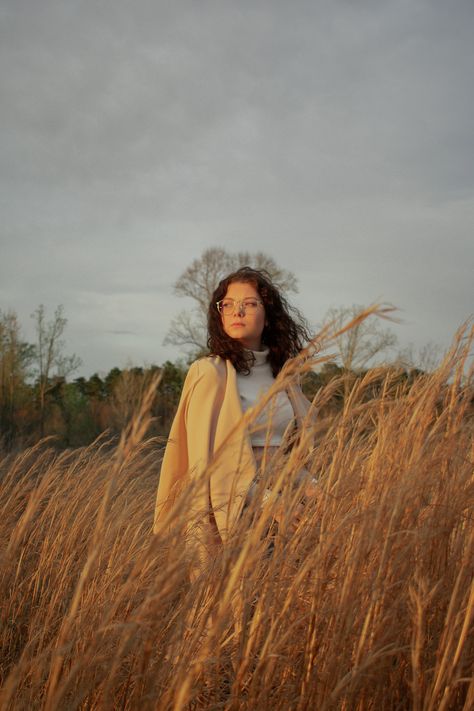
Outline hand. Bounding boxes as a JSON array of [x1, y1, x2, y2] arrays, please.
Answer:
[[303, 477, 319, 499], [273, 500, 306, 534], [295, 467, 319, 499]]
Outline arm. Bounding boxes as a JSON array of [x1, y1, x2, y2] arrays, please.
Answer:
[[183, 359, 225, 479], [153, 361, 200, 531], [153, 359, 225, 533]]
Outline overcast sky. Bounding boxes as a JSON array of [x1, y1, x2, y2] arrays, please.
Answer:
[[1, 0, 473, 377]]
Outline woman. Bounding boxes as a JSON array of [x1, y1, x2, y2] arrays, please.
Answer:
[[153, 267, 317, 567]]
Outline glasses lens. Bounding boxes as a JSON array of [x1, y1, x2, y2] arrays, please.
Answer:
[[243, 299, 259, 312], [218, 298, 260, 313], [220, 299, 234, 313]]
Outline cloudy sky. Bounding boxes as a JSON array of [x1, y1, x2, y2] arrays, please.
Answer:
[[1, 0, 473, 376]]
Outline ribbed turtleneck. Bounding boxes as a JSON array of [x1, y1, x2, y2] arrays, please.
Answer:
[[237, 348, 273, 412], [249, 347, 270, 367], [236, 347, 294, 446]]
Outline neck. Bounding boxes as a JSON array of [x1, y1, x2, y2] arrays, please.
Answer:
[[240, 338, 263, 350], [247, 346, 269, 366]]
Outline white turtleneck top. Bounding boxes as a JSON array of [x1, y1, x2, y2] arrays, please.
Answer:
[[236, 348, 295, 446]]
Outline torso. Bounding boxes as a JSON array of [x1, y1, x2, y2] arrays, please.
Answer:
[[252, 445, 279, 468]]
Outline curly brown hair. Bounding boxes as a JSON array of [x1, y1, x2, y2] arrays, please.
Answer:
[[207, 267, 310, 376]]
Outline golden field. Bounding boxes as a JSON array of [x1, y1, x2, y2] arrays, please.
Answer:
[[0, 323, 473, 711]]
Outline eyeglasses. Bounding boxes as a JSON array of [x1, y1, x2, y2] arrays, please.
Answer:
[[216, 298, 263, 315]]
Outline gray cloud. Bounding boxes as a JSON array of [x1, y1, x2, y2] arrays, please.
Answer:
[[1, 0, 473, 375], [107, 330, 138, 336]]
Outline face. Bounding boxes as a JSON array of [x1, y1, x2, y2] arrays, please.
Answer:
[[220, 281, 266, 351]]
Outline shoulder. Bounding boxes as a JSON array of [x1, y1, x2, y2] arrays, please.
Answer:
[[181, 357, 228, 416], [186, 355, 228, 385]]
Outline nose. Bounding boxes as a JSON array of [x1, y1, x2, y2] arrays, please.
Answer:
[[233, 300, 245, 315]]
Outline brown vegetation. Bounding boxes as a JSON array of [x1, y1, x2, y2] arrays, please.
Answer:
[[0, 323, 473, 710]]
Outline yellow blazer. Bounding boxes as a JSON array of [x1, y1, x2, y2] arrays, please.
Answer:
[[153, 355, 312, 546]]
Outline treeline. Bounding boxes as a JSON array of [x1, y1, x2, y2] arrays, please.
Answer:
[[0, 304, 429, 451], [1, 359, 426, 451], [1, 359, 187, 449], [0, 305, 185, 449]]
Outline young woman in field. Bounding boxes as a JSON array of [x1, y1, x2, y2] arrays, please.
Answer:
[[153, 267, 317, 567]]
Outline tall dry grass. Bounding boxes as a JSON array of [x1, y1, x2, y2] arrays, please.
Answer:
[[0, 322, 473, 710]]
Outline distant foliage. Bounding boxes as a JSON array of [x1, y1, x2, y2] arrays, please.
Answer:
[[0, 302, 456, 451], [0, 306, 189, 449]]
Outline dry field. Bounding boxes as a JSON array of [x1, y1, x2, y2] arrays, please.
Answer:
[[0, 324, 473, 710]]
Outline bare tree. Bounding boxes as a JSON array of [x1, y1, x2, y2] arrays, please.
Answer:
[[323, 304, 398, 372], [31, 304, 82, 436], [110, 366, 154, 430], [396, 341, 442, 373], [164, 247, 298, 355], [0, 309, 35, 444], [164, 309, 208, 356]]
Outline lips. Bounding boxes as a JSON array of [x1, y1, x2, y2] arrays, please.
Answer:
[[230, 322, 245, 327]]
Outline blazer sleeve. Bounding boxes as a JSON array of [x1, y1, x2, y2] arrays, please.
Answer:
[[183, 359, 225, 478], [153, 358, 225, 532]]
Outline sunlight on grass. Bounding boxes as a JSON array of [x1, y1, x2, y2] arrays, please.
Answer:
[[0, 322, 473, 710]]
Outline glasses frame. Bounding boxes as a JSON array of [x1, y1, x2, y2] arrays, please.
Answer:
[[216, 297, 264, 314]]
